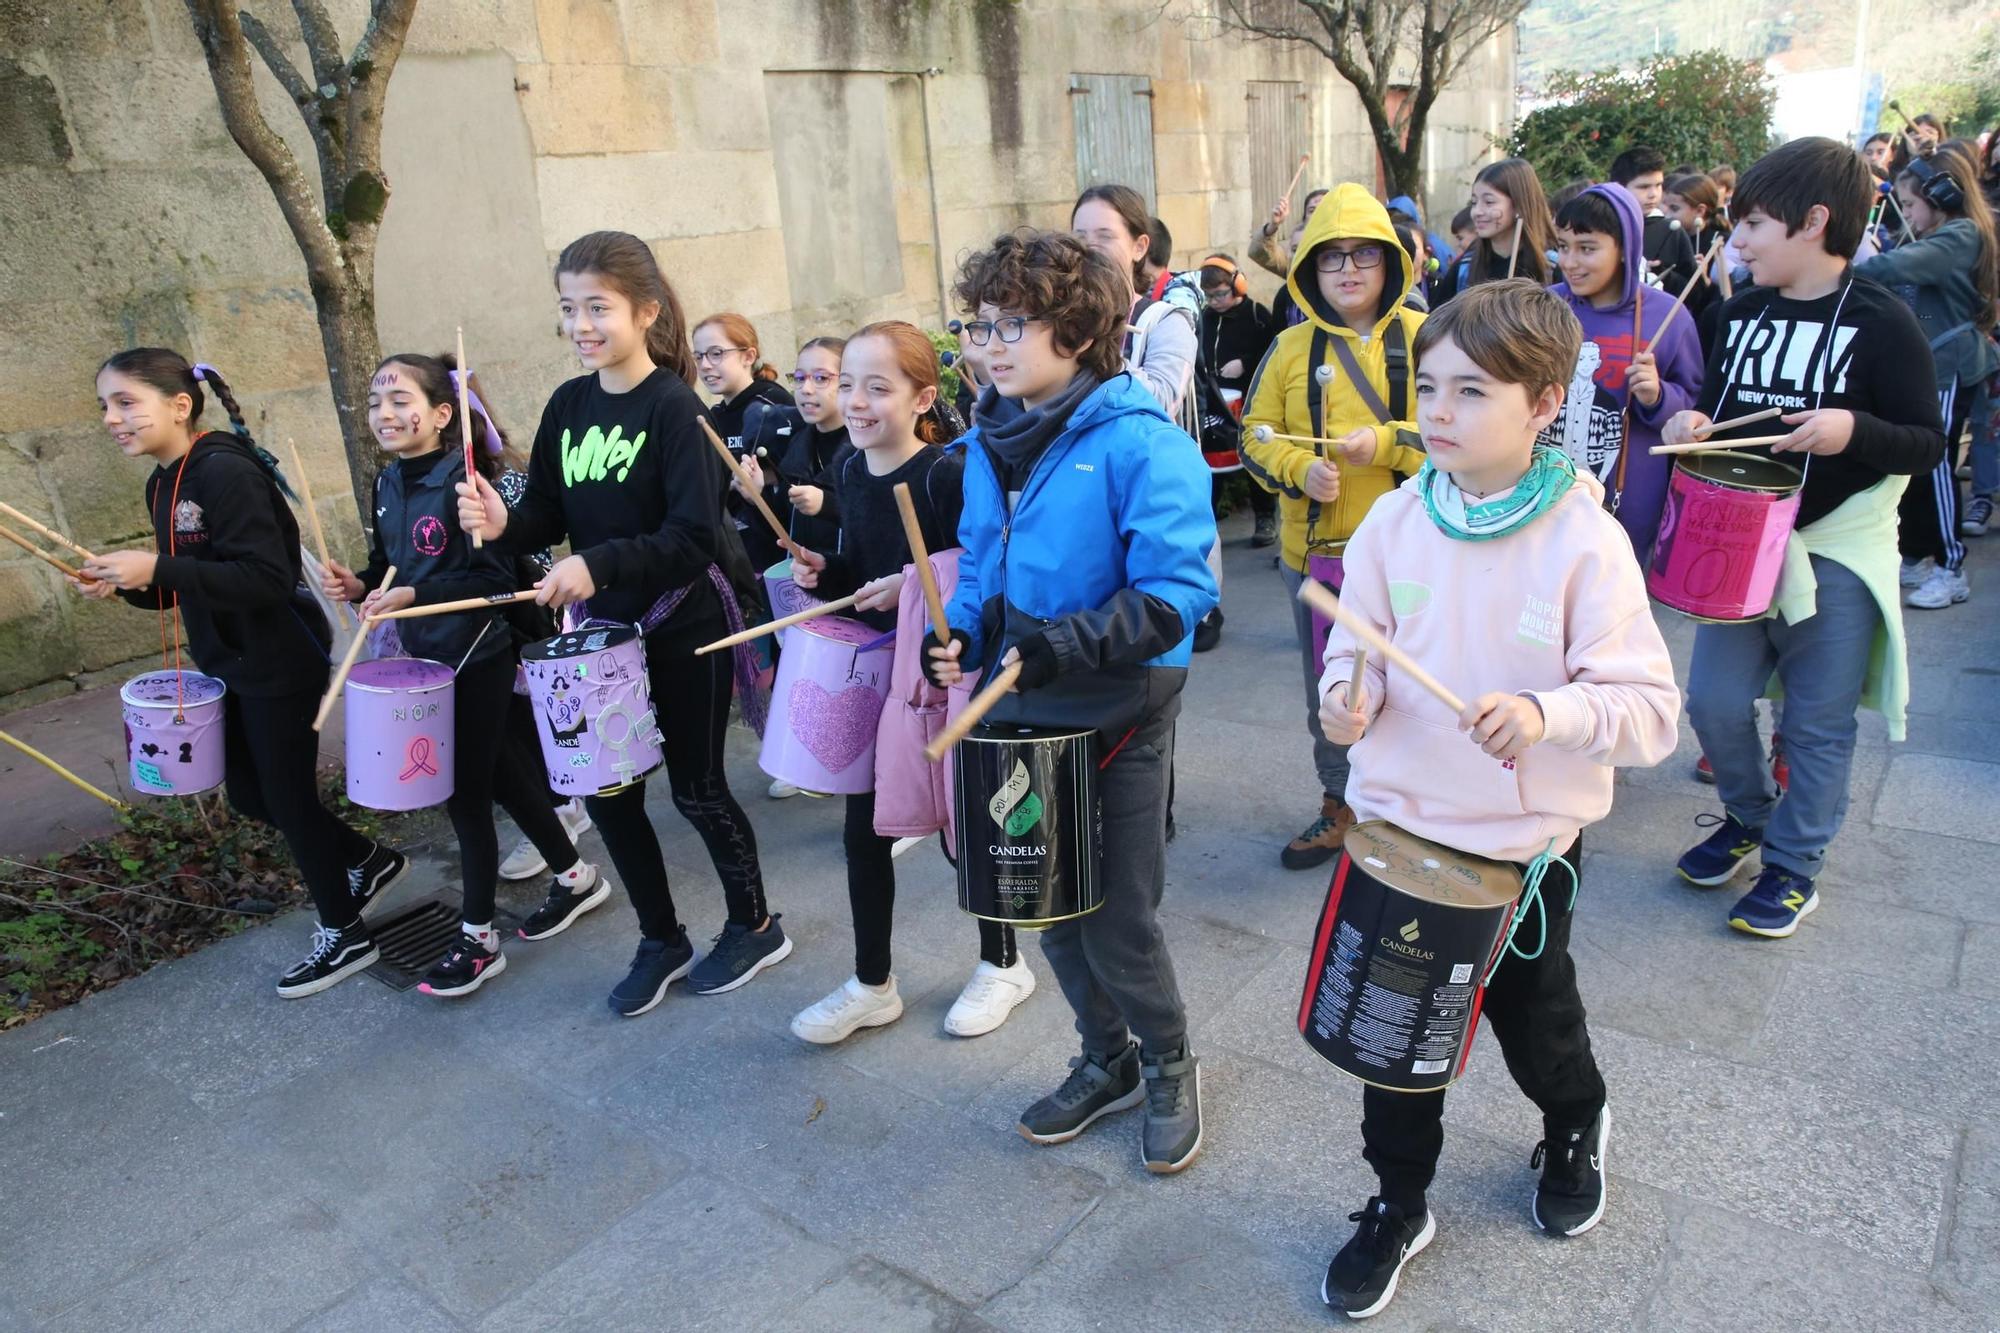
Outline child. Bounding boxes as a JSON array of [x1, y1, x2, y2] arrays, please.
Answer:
[[1315, 281, 1679, 1317], [785, 321, 1036, 1044], [777, 335, 852, 556], [78, 351, 406, 998], [1663, 173, 1728, 340], [1665, 138, 1946, 938], [1542, 183, 1706, 554], [1609, 144, 1699, 291], [926, 230, 1219, 1173], [694, 312, 795, 576], [1241, 184, 1428, 874], [1434, 159, 1554, 302], [1195, 254, 1281, 548], [457, 231, 790, 1014], [319, 353, 598, 997], [1858, 149, 2000, 609]]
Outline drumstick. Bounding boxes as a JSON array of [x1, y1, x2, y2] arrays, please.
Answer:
[[0, 503, 94, 561], [1281, 153, 1311, 206], [0, 523, 84, 580], [1695, 406, 1783, 438], [894, 482, 951, 639], [456, 327, 482, 549], [367, 588, 539, 621], [1640, 238, 1720, 357], [0, 729, 128, 810], [1648, 433, 1795, 456], [1296, 582, 1465, 715], [1347, 649, 1368, 706], [1504, 216, 1524, 279], [312, 564, 396, 733], [694, 593, 861, 654], [285, 438, 352, 630], [924, 660, 1024, 763], [699, 418, 802, 559], [1252, 425, 1349, 447]]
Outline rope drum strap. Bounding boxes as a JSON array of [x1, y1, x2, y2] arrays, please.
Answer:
[[1481, 837, 1581, 985]]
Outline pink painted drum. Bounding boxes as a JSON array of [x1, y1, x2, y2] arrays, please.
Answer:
[[1646, 451, 1803, 622], [520, 625, 663, 798], [762, 558, 824, 646], [121, 670, 226, 796], [345, 657, 455, 811], [759, 614, 893, 795]]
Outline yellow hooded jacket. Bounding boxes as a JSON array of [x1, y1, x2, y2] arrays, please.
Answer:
[[1240, 183, 1427, 573]]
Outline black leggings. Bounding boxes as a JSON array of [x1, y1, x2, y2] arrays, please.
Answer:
[[449, 651, 579, 923], [223, 686, 374, 929], [586, 639, 768, 941], [509, 691, 554, 794], [844, 791, 1015, 986]]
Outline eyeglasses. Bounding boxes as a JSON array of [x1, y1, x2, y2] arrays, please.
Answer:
[[961, 317, 1043, 346], [790, 371, 836, 389], [1315, 245, 1387, 273], [693, 346, 747, 366]]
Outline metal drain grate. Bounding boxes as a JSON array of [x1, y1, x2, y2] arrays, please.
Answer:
[[366, 896, 520, 991]]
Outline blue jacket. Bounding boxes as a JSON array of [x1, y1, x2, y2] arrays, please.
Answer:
[[947, 373, 1219, 734]]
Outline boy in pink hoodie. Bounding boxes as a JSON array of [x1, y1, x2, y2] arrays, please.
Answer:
[[1313, 281, 1680, 1320]]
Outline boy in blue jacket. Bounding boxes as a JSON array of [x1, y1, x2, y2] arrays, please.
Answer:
[[926, 229, 1220, 1174]]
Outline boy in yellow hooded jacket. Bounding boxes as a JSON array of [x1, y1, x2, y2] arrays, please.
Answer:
[[1241, 183, 1428, 870]]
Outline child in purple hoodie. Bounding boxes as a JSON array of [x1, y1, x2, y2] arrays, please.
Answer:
[[1539, 183, 1706, 555]]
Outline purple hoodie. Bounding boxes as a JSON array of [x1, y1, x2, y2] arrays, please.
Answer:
[[1539, 182, 1705, 555]]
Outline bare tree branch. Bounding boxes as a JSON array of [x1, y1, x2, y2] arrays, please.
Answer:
[[342, 0, 418, 203], [288, 0, 346, 93], [237, 10, 342, 192]]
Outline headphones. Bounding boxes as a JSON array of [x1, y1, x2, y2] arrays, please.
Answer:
[[1201, 254, 1249, 298], [1904, 158, 1965, 212]]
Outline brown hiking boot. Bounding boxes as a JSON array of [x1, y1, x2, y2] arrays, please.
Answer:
[[1281, 796, 1355, 870]]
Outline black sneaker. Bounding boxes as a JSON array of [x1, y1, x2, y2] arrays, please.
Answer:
[[517, 866, 611, 941], [1192, 609, 1223, 653], [1139, 1045, 1202, 1174], [687, 915, 793, 995], [1532, 1103, 1610, 1236], [348, 842, 408, 915], [608, 930, 695, 1017], [276, 920, 379, 999], [1250, 512, 1278, 548], [1018, 1042, 1144, 1144], [1321, 1197, 1436, 1320], [417, 933, 506, 997]]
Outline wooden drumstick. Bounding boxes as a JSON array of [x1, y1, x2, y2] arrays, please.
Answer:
[[0, 729, 128, 810], [699, 418, 801, 559], [1296, 581, 1465, 715], [1648, 433, 1794, 456], [0, 523, 84, 580], [1640, 238, 1721, 357], [1347, 648, 1368, 706], [894, 481, 951, 639], [1281, 153, 1311, 206], [456, 327, 482, 549], [312, 564, 396, 733], [1503, 216, 1524, 279], [1252, 425, 1349, 447], [695, 593, 861, 654], [367, 588, 539, 621], [1694, 406, 1783, 438], [924, 660, 1023, 763], [0, 502, 94, 561], [286, 437, 352, 629]]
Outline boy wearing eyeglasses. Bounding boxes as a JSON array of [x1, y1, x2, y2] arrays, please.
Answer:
[[925, 230, 1219, 1174], [1241, 183, 1429, 877]]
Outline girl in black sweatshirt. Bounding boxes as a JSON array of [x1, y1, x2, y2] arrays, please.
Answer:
[[456, 231, 788, 1017], [695, 312, 796, 577], [77, 350, 406, 999], [785, 322, 1037, 1046], [776, 335, 852, 555], [320, 353, 596, 998]]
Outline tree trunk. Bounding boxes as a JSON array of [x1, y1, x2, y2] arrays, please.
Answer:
[[313, 273, 385, 531]]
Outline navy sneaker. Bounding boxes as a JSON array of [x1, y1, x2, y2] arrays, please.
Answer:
[[608, 930, 695, 1017], [1675, 812, 1763, 887], [1321, 1197, 1436, 1320], [1729, 866, 1819, 938], [687, 915, 793, 995]]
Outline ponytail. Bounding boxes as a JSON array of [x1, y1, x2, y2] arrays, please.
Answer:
[[374, 353, 524, 480], [752, 358, 781, 383]]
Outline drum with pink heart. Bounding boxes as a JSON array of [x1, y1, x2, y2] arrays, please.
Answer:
[[759, 614, 893, 795]]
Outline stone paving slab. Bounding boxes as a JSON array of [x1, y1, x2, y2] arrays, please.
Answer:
[[286, 1278, 465, 1333]]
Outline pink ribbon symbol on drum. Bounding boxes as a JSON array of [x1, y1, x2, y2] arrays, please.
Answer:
[[400, 736, 439, 781]]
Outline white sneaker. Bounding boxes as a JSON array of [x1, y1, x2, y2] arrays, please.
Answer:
[[1899, 557, 1934, 589], [790, 975, 904, 1044], [944, 959, 1037, 1038], [559, 798, 592, 842], [1906, 565, 1970, 609], [499, 800, 596, 879], [768, 779, 801, 799]]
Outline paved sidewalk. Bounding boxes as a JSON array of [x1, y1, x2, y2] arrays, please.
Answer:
[[3, 514, 1997, 1332]]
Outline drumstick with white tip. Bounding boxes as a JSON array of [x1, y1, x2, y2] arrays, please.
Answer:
[[286, 437, 352, 630], [367, 589, 539, 621], [894, 481, 951, 639], [313, 564, 396, 733], [699, 418, 804, 560], [924, 661, 1024, 763], [1694, 406, 1783, 438], [1648, 433, 1794, 456], [1252, 424, 1345, 447], [695, 594, 862, 654], [1296, 582, 1465, 715]]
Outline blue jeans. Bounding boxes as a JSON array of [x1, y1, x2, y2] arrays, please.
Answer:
[[1971, 378, 1997, 500], [1685, 554, 1881, 880], [1279, 561, 1350, 800]]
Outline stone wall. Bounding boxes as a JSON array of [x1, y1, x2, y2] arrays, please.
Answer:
[[0, 0, 1513, 698]]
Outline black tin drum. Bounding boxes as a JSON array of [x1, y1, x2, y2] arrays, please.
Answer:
[[953, 725, 1101, 929]]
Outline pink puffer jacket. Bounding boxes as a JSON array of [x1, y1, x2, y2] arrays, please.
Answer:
[[872, 551, 980, 854]]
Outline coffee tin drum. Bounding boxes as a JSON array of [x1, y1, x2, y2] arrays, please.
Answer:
[[1646, 450, 1803, 623], [120, 670, 227, 796], [1298, 821, 1523, 1093], [953, 725, 1101, 929], [345, 657, 455, 811], [520, 625, 663, 799]]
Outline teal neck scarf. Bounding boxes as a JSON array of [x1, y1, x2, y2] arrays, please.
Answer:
[[1418, 444, 1577, 542]]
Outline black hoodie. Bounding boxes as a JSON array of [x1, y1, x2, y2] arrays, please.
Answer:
[[119, 431, 331, 696]]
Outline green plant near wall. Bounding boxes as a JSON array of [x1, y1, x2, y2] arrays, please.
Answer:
[[1509, 51, 1777, 190], [927, 329, 965, 406]]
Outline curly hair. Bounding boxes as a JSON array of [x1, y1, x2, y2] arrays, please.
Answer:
[[952, 230, 1127, 381]]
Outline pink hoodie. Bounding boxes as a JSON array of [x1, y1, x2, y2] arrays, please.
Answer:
[[1317, 470, 1680, 863]]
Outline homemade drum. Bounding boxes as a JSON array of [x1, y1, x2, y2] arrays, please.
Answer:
[[759, 614, 892, 795], [1203, 387, 1246, 473], [345, 657, 455, 811], [953, 725, 1102, 929], [1298, 821, 1523, 1093], [1646, 450, 1803, 622], [520, 625, 663, 798], [762, 557, 824, 646], [120, 670, 226, 796]]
